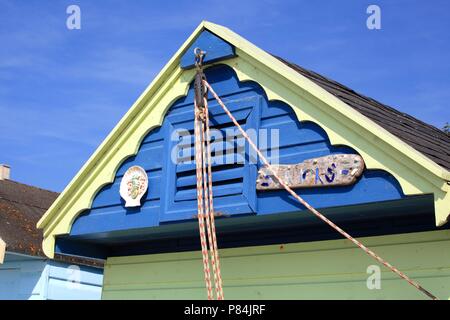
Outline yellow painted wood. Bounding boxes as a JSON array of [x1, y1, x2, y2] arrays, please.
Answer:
[[102, 230, 450, 300], [37, 21, 450, 258]]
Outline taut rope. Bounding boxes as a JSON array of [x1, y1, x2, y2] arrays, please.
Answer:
[[203, 79, 439, 301]]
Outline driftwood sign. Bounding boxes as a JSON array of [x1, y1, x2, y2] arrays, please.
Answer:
[[256, 154, 364, 190]]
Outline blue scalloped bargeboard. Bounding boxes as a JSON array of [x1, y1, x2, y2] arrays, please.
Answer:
[[69, 64, 405, 237]]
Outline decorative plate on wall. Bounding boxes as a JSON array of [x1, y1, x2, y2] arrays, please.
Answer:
[[120, 166, 148, 207]]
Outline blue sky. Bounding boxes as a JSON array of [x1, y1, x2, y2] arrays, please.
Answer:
[[1, 0, 449, 192]]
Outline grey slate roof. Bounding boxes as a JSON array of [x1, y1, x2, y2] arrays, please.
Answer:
[[276, 56, 450, 171]]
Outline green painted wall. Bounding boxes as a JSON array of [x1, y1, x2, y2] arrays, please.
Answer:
[[102, 230, 450, 300]]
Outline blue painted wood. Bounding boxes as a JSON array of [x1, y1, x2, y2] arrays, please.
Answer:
[[162, 93, 260, 222], [180, 30, 236, 69], [58, 195, 438, 259], [69, 64, 405, 240], [71, 201, 161, 235], [0, 252, 103, 300], [55, 238, 108, 260], [0, 255, 46, 300], [46, 261, 103, 300]]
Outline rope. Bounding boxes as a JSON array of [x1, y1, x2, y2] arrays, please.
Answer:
[[193, 47, 224, 300], [200, 112, 221, 300], [204, 79, 439, 301], [203, 96, 225, 300], [194, 100, 213, 300], [194, 96, 225, 300]]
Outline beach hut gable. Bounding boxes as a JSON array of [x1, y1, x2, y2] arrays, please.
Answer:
[[37, 21, 450, 259]]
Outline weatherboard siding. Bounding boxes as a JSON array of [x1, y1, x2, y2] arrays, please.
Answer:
[[102, 230, 450, 300], [46, 261, 103, 300], [0, 257, 47, 300], [0, 253, 103, 300]]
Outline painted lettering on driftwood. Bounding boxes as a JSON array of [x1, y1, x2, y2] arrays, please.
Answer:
[[256, 154, 364, 190]]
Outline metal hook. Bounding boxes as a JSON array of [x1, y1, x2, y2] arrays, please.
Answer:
[[194, 47, 206, 68]]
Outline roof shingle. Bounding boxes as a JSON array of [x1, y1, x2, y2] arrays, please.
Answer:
[[0, 179, 103, 267]]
